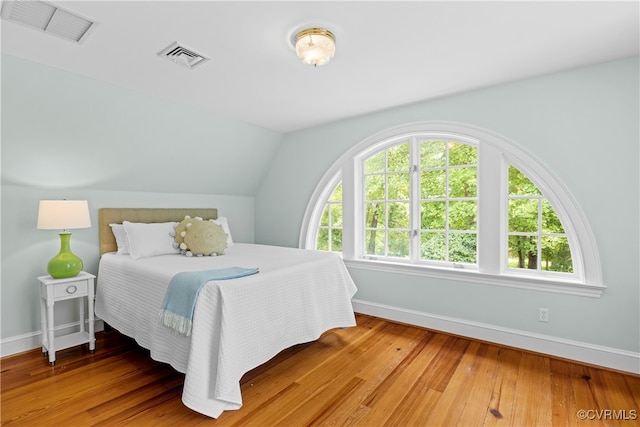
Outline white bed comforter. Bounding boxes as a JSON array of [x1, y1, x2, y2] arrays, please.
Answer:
[[95, 243, 357, 418]]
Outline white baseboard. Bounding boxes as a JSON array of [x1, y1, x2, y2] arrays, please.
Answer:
[[352, 299, 640, 375], [1, 319, 104, 358], [4, 306, 638, 375]]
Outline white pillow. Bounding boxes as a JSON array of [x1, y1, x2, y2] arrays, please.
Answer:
[[109, 223, 130, 255], [213, 217, 234, 247], [123, 221, 180, 260]]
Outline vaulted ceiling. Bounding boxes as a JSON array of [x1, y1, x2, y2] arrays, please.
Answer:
[[2, 1, 638, 133]]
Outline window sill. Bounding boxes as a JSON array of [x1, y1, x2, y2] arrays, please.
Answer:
[[343, 258, 605, 298]]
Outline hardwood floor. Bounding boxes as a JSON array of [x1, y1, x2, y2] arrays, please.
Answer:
[[2, 314, 638, 426]]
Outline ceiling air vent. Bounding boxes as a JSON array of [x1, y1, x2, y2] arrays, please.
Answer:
[[0, 0, 95, 43], [158, 42, 209, 69]]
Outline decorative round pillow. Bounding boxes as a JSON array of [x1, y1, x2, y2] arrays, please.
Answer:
[[172, 216, 193, 249], [183, 219, 227, 256]]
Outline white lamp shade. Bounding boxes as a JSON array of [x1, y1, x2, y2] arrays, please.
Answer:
[[37, 200, 91, 230], [295, 28, 336, 66]]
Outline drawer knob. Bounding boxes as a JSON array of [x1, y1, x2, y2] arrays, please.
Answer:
[[66, 285, 77, 294]]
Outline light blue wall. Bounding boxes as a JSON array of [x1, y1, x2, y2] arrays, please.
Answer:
[[254, 57, 640, 353], [2, 55, 282, 195], [1, 54, 284, 339]]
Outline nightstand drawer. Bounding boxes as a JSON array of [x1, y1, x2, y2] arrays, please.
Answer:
[[52, 280, 88, 299]]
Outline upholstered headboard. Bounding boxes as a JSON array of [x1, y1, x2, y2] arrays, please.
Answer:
[[98, 208, 218, 255]]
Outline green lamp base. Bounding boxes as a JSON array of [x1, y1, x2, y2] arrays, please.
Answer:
[[47, 232, 83, 279]]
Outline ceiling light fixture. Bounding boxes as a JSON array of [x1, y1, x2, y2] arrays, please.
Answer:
[[295, 28, 336, 67]]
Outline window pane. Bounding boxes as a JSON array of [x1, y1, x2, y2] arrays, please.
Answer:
[[541, 236, 573, 272], [320, 205, 329, 226], [365, 151, 385, 174], [329, 182, 342, 202], [449, 201, 477, 230], [421, 232, 445, 261], [449, 233, 477, 263], [331, 229, 343, 252], [330, 204, 342, 227], [421, 170, 446, 198], [365, 229, 385, 255], [542, 199, 565, 234], [388, 202, 410, 228], [365, 202, 385, 229], [421, 201, 446, 230], [388, 231, 410, 257], [448, 167, 477, 198], [388, 173, 410, 200], [365, 174, 385, 201], [387, 142, 411, 172], [508, 236, 538, 269], [509, 166, 541, 196], [509, 199, 539, 232], [420, 140, 446, 168], [317, 228, 329, 251], [449, 142, 477, 166], [314, 181, 343, 252]]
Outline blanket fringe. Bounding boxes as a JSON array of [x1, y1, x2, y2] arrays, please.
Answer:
[[160, 310, 193, 336]]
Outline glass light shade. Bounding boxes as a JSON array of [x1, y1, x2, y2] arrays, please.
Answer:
[[295, 28, 336, 66], [37, 200, 91, 278]]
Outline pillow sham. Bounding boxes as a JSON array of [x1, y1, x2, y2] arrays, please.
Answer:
[[123, 221, 180, 260], [109, 223, 130, 255], [213, 217, 234, 247]]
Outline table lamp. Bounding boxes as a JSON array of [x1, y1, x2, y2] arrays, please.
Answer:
[[37, 200, 91, 278]]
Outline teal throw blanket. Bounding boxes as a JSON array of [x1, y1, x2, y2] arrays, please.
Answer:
[[160, 266, 259, 336]]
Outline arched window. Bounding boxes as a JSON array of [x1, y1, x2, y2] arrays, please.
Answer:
[[300, 122, 604, 297]]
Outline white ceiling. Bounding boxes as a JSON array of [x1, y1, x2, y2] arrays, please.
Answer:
[[1, 0, 638, 133]]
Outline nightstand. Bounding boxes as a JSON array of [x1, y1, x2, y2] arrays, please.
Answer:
[[38, 271, 96, 365]]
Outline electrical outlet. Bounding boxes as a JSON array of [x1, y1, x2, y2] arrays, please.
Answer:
[[539, 307, 549, 322]]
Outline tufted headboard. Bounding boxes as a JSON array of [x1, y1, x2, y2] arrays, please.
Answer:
[[98, 208, 218, 255]]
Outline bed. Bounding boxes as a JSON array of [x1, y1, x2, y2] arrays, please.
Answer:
[[94, 208, 357, 418]]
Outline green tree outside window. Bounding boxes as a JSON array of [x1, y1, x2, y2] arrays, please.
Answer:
[[315, 144, 573, 275]]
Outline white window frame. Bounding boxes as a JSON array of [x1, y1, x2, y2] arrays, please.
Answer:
[[300, 121, 604, 297]]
